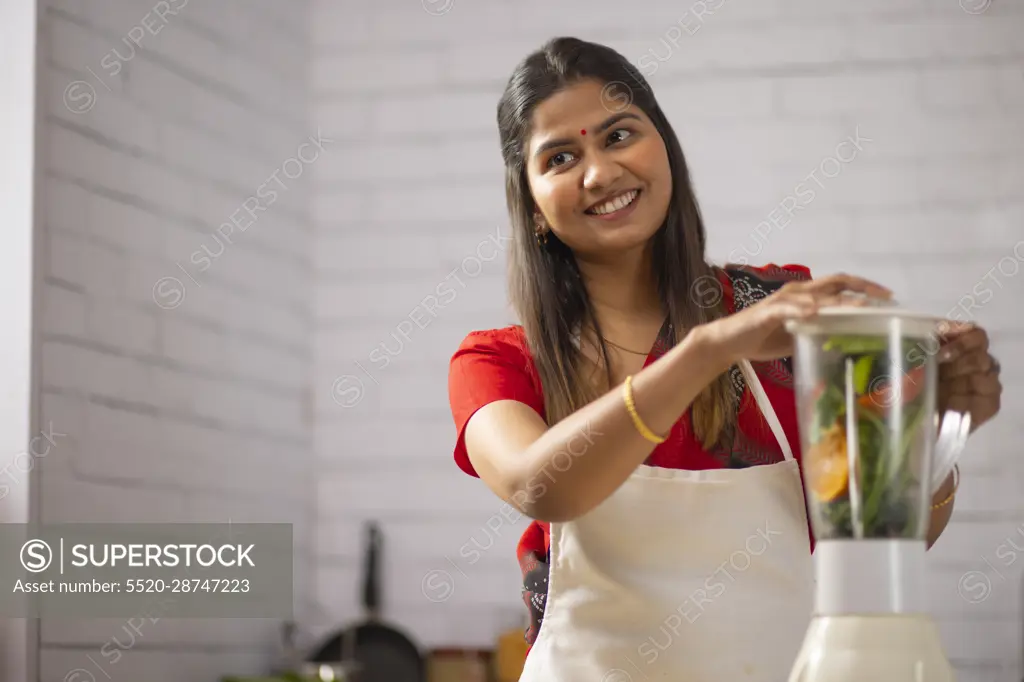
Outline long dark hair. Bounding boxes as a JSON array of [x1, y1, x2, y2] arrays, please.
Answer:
[[497, 36, 737, 451]]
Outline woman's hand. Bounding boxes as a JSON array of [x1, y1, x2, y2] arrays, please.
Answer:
[[936, 322, 1002, 433], [702, 273, 894, 364]]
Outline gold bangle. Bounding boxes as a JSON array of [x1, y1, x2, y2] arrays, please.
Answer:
[[623, 375, 666, 444], [931, 464, 960, 511]]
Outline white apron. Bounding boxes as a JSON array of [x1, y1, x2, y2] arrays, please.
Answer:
[[519, 360, 815, 682]]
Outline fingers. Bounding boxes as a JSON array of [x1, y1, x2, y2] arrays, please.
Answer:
[[938, 327, 989, 363], [972, 396, 1001, 429], [796, 273, 894, 301], [942, 371, 1002, 396], [818, 292, 876, 308], [939, 334, 1002, 433], [761, 273, 892, 329], [766, 294, 818, 321], [772, 290, 873, 318], [935, 321, 977, 338], [941, 350, 996, 379], [944, 394, 1001, 433]]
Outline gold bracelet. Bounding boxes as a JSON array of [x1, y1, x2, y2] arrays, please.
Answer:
[[931, 464, 960, 511], [622, 375, 666, 444]]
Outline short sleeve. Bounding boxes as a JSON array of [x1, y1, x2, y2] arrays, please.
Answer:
[[774, 263, 812, 281], [448, 327, 545, 477], [739, 262, 812, 282], [718, 262, 813, 314]]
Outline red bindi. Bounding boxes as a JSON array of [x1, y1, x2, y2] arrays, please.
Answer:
[[581, 129, 586, 135]]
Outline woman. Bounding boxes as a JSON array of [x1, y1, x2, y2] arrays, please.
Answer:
[[447, 37, 1002, 681]]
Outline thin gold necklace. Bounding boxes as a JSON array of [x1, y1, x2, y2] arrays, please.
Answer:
[[603, 337, 650, 356], [584, 326, 650, 356]]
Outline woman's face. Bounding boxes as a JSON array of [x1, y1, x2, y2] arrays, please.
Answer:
[[524, 78, 673, 260]]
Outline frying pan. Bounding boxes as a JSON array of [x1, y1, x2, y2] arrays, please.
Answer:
[[307, 521, 425, 682]]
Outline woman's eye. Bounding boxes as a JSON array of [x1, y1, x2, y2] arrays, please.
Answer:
[[607, 128, 633, 145], [548, 151, 576, 168]]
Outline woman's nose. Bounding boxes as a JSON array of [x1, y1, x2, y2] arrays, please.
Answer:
[[582, 151, 623, 191]]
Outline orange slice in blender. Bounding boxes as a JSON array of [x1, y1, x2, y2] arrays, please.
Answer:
[[858, 365, 926, 415], [805, 423, 850, 502]]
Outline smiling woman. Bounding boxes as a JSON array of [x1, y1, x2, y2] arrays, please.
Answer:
[[530, 104, 669, 253], [496, 55, 732, 434], [445, 36, 992, 682]]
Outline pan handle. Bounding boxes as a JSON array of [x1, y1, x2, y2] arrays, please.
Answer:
[[363, 521, 382, 619]]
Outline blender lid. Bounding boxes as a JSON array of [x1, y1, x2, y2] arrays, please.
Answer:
[[784, 303, 952, 339]]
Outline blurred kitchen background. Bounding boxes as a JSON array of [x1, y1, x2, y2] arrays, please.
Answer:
[[2, 0, 1023, 680]]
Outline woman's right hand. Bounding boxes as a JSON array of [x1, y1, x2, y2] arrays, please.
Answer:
[[702, 273, 894, 364]]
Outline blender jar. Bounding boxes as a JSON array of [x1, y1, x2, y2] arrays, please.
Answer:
[[786, 306, 957, 542]]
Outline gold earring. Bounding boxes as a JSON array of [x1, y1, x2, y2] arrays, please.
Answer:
[[534, 214, 550, 246]]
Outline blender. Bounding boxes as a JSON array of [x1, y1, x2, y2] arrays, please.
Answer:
[[785, 304, 972, 682]]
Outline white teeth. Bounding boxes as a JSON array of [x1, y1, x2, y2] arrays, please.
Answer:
[[590, 190, 638, 215]]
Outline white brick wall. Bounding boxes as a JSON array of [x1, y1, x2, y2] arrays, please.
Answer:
[[16, 0, 1024, 678], [36, 1, 314, 680], [1, 1, 43, 678], [312, 0, 1024, 678]]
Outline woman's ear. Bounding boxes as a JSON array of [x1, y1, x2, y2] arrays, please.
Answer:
[[533, 212, 550, 246]]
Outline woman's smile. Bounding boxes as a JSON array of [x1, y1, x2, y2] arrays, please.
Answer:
[[584, 188, 642, 222]]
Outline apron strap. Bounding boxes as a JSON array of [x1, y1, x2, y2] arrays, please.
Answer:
[[738, 360, 794, 462]]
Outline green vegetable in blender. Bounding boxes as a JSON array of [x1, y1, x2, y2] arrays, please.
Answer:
[[804, 336, 929, 539]]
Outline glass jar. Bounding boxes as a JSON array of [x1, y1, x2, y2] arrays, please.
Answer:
[[786, 305, 969, 541]]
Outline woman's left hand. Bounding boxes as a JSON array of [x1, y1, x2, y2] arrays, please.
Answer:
[[937, 322, 1002, 433]]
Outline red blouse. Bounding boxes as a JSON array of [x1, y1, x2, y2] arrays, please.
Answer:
[[447, 263, 815, 647]]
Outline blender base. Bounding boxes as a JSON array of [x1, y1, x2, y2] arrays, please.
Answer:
[[788, 540, 955, 681], [787, 615, 955, 682], [814, 538, 928, 614]]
